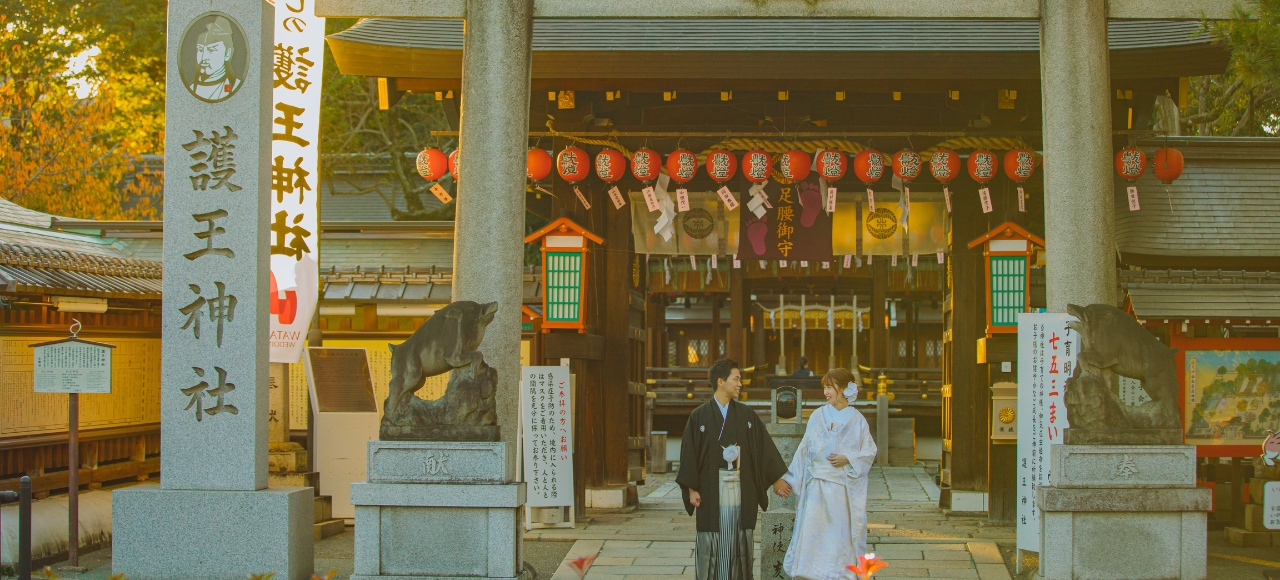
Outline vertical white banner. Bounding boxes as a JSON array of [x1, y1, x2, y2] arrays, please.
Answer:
[[268, 0, 324, 363], [1016, 312, 1077, 553], [522, 366, 574, 507]]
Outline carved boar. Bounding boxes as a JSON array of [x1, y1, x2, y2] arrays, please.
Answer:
[[385, 301, 498, 417]]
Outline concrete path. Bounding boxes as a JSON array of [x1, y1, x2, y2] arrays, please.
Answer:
[[542, 467, 1016, 580]]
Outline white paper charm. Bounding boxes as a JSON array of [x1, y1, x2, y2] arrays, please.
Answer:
[[780, 260, 788, 267], [944, 186, 952, 212], [867, 254, 873, 264], [826, 186, 837, 213], [711, 254, 718, 268], [690, 255, 697, 269], [979, 187, 993, 213], [903, 186, 911, 206], [717, 186, 739, 210], [843, 255, 853, 268], [642, 186, 660, 212], [574, 185, 591, 210], [733, 255, 741, 269], [891, 254, 898, 266], [937, 251, 944, 264], [822, 262, 829, 269], [609, 186, 626, 209], [800, 261, 808, 267], [911, 254, 918, 267], [430, 183, 453, 204], [676, 188, 689, 212], [1127, 186, 1141, 211], [746, 190, 769, 218], [867, 188, 876, 212]]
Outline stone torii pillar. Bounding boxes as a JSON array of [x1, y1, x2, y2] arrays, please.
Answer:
[[452, 0, 534, 481], [1039, 0, 1116, 310]]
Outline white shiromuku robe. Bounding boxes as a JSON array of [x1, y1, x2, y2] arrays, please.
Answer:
[[782, 404, 878, 580]]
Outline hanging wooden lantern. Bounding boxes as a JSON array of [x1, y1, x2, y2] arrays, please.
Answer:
[[524, 217, 604, 332], [705, 149, 738, 182], [666, 149, 698, 183], [556, 146, 590, 183], [742, 149, 773, 183], [1003, 148, 1036, 182], [448, 149, 460, 180], [1152, 147, 1184, 184], [416, 147, 448, 181], [595, 148, 626, 183], [528, 148, 553, 181], [779, 149, 811, 182], [930, 149, 961, 212], [891, 149, 922, 182], [815, 148, 847, 181], [968, 221, 1045, 337], [631, 148, 661, 182], [967, 149, 997, 183], [1115, 147, 1147, 181], [853, 149, 886, 184]]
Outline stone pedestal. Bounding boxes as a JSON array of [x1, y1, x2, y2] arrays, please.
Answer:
[[761, 422, 805, 580], [1037, 445, 1210, 580], [113, 485, 314, 580], [352, 441, 528, 580]]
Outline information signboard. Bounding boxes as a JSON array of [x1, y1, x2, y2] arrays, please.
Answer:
[[1266, 481, 1280, 530], [32, 338, 115, 394], [1015, 312, 1078, 553], [521, 366, 574, 507]]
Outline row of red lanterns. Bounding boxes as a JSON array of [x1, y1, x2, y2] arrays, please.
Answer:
[[417, 145, 1184, 187]]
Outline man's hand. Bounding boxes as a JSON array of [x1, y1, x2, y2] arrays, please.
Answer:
[[827, 453, 850, 468], [773, 479, 792, 498], [689, 489, 702, 508]]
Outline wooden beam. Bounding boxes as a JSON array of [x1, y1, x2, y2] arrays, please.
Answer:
[[317, 0, 1235, 20]]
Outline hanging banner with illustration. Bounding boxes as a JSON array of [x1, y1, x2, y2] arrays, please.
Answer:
[[268, 0, 324, 363], [630, 190, 740, 255], [831, 192, 947, 257], [737, 177, 833, 262], [1184, 350, 1280, 446], [1015, 312, 1078, 553]]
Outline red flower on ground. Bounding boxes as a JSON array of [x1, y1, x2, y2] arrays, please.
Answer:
[[568, 554, 599, 580], [846, 553, 888, 579]]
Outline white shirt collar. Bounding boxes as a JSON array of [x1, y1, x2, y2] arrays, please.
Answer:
[[715, 397, 730, 419]]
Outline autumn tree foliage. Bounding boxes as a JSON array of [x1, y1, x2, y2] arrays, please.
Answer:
[[0, 0, 165, 219]]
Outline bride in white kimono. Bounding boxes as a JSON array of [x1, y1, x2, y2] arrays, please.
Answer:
[[781, 368, 878, 580]]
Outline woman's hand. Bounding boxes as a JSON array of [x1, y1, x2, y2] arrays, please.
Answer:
[[827, 453, 850, 468]]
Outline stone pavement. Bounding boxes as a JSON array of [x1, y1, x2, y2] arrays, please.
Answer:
[[542, 467, 1017, 580]]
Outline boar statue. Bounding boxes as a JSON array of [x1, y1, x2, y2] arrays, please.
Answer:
[[380, 300, 500, 441], [1062, 303, 1182, 440]]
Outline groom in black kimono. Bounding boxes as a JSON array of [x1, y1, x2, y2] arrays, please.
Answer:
[[677, 358, 790, 580]]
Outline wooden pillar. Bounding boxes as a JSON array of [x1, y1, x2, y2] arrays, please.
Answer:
[[753, 303, 767, 369], [870, 262, 888, 368], [711, 296, 722, 361], [946, 183, 991, 493], [603, 189, 632, 485], [728, 268, 745, 362]]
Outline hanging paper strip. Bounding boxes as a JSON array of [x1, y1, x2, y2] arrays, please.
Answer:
[[979, 187, 993, 213], [1127, 186, 1141, 211], [574, 186, 591, 210], [1017, 186, 1026, 212], [609, 186, 626, 209]]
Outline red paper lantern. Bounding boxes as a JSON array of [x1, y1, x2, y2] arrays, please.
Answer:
[[556, 146, 590, 183], [929, 150, 960, 183], [891, 149, 922, 182], [705, 150, 738, 183], [742, 149, 773, 183], [779, 149, 812, 182], [666, 149, 698, 183], [595, 148, 626, 183], [852, 149, 886, 184], [527, 148, 552, 181], [1115, 147, 1147, 182], [448, 149, 460, 180], [967, 149, 997, 183], [631, 148, 661, 182], [1003, 148, 1037, 182], [416, 147, 448, 181], [815, 148, 847, 181], [1152, 147, 1184, 184]]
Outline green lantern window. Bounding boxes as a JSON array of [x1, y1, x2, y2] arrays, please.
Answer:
[[545, 251, 583, 322], [990, 255, 1027, 327]]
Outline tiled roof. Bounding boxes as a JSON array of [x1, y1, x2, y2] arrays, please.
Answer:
[[321, 265, 541, 303], [0, 242, 163, 299], [1121, 269, 1280, 321]]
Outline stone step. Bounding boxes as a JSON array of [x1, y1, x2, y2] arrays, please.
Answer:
[[315, 495, 333, 523], [269, 470, 319, 488], [314, 518, 346, 541], [1224, 526, 1272, 548]]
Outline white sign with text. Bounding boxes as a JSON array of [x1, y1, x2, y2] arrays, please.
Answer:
[[1016, 312, 1078, 553]]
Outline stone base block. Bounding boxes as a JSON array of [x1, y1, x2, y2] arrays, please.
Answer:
[[352, 482, 524, 580], [316, 518, 346, 540], [112, 485, 314, 580], [1225, 526, 1272, 548], [270, 471, 319, 488], [1050, 445, 1196, 488], [1062, 428, 1182, 445], [1245, 503, 1268, 532], [269, 442, 308, 472], [1039, 509, 1206, 580], [585, 486, 627, 509], [1250, 478, 1270, 504], [367, 440, 510, 484], [760, 509, 795, 580]]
